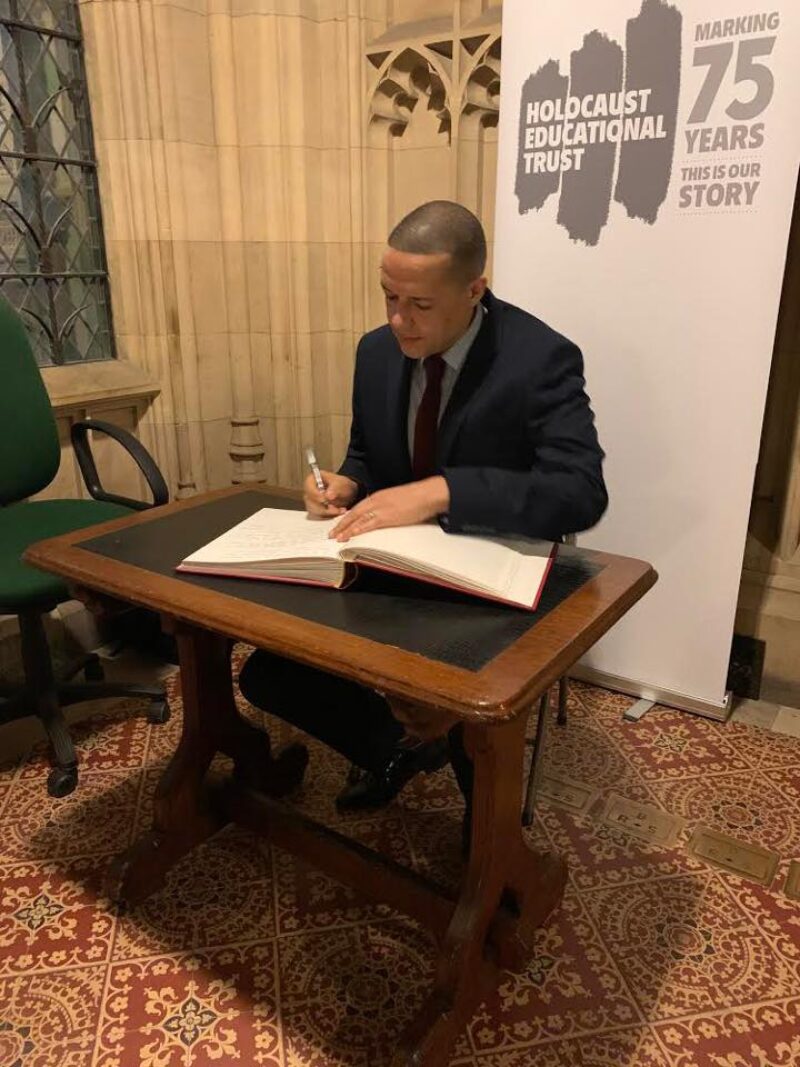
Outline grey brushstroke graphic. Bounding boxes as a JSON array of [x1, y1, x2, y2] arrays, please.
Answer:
[[515, 0, 682, 244], [615, 0, 683, 223], [558, 31, 624, 246], [515, 59, 569, 212]]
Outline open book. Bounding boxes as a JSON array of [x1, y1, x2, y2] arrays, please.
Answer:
[[177, 508, 556, 610]]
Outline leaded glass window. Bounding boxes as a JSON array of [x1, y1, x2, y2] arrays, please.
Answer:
[[0, 0, 115, 366]]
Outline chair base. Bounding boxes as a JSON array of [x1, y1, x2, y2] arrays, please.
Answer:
[[0, 609, 170, 798], [47, 763, 79, 798]]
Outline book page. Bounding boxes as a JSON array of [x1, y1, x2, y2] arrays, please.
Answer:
[[343, 524, 553, 605], [181, 508, 342, 565]]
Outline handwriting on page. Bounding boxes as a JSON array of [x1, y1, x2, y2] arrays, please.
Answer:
[[211, 529, 338, 559], [185, 510, 341, 564]]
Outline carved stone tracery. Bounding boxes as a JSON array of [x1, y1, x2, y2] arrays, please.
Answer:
[[368, 48, 452, 144], [366, 15, 502, 154], [364, 13, 502, 269], [462, 37, 500, 127]]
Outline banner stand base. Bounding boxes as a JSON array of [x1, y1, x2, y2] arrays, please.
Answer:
[[571, 664, 732, 723]]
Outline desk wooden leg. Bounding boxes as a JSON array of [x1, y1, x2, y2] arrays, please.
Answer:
[[392, 714, 567, 1067], [107, 624, 306, 905]]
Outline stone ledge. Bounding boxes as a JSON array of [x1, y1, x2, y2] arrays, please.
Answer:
[[42, 358, 160, 415]]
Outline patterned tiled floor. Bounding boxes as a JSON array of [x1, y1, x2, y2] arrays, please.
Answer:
[[1, 658, 799, 1067]]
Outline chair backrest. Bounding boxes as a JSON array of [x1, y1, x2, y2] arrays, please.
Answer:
[[0, 296, 60, 505]]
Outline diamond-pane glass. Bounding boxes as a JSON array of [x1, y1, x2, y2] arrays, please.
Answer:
[[0, 0, 114, 365]]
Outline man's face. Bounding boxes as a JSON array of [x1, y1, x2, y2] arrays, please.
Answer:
[[380, 248, 487, 359]]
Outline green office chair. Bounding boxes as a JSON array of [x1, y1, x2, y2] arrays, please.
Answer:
[[0, 296, 170, 798]]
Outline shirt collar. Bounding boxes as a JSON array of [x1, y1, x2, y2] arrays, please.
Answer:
[[440, 304, 485, 374]]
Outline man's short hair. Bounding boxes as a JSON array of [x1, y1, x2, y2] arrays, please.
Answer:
[[388, 201, 487, 282]]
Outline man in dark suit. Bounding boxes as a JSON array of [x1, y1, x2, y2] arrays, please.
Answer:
[[239, 200, 607, 817]]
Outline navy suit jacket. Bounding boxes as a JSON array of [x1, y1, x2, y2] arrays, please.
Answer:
[[338, 289, 607, 541]]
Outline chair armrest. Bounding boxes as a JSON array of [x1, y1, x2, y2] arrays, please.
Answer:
[[70, 418, 169, 511]]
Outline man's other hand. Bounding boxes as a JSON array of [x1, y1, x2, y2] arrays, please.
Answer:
[[330, 477, 450, 541], [303, 471, 359, 517]]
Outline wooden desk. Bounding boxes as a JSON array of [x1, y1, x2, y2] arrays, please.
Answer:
[[25, 486, 656, 1066]]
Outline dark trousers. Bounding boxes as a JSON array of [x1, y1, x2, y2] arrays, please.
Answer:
[[238, 649, 473, 800]]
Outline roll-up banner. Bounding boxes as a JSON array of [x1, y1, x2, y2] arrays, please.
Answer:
[[494, 1, 800, 713]]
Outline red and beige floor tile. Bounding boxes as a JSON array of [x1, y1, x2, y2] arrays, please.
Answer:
[[95, 944, 282, 1067], [652, 997, 800, 1067], [767, 763, 800, 810], [2, 770, 142, 865], [535, 802, 704, 893], [462, 1026, 672, 1066], [277, 919, 435, 1067], [0, 965, 104, 1066], [0, 856, 115, 975], [113, 828, 276, 961], [465, 887, 642, 1054], [581, 870, 799, 1021], [0, 676, 798, 1065], [648, 771, 800, 861]]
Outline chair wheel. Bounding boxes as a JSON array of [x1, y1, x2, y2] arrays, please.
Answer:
[[84, 657, 105, 682], [147, 699, 170, 725], [47, 765, 78, 798]]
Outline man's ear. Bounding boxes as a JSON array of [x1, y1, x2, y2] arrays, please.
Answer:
[[469, 276, 488, 304]]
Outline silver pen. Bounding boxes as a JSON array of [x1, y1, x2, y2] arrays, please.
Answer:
[[305, 446, 328, 503]]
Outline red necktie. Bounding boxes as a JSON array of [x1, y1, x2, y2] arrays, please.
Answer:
[[412, 355, 445, 480]]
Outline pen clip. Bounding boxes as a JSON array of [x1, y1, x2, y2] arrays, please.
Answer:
[[305, 445, 328, 501]]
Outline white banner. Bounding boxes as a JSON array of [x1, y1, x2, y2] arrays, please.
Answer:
[[494, 0, 800, 709]]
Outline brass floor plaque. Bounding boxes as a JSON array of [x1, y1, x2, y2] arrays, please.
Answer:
[[784, 860, 800, 901], [598, 793, 684, 848], [538, 774, 599, 814], [688, 825, 779, 886]]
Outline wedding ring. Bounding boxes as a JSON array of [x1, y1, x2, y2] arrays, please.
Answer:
[[366, 510, 377, 521]]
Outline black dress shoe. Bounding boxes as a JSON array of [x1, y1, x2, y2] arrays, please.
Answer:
[[262, 741, 309, 798], [335, 738, 448, 811]]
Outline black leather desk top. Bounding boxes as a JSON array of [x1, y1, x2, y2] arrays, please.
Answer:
[[78, 491, 601, 672]]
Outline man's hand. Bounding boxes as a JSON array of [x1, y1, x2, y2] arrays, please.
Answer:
[[330, 476, 450, 542], [303, 471, 359, 517]]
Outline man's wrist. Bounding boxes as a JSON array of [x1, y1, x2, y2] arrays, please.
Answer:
[[337, 472, 365, 503], [425, 475, 450, 515], [341, 475, 359, 498]]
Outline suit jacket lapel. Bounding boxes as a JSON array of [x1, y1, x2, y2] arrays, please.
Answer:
[[437, 295, 498, 465], [386, 348, 413, 482]]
